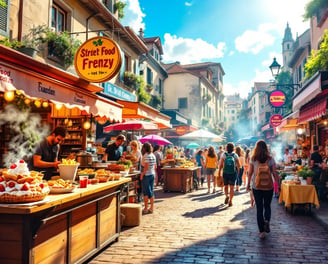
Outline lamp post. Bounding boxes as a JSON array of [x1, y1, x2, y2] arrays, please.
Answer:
[[268, 58, 301, 93]]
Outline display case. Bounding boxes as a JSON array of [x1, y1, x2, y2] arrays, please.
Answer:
[[52, 108, 86, 159]]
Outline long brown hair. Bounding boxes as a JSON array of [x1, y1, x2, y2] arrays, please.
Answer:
[[207, 146, 217, 158], [235, 146, 244, 157], [251, 140, 271, 163]]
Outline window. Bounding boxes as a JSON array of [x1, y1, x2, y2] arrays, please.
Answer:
[[0, 0, 9, 35], [102, 0, 114, 12], [52, 4, 66, 32], [124, 54, 130, 72], [147, 67, 153, 85], [178, 97, 188, 109], [158, 79, 162, 94], [231, 110, 235, 114]]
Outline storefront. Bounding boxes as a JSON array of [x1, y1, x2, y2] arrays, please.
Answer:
[[0, 45, 123, 165]]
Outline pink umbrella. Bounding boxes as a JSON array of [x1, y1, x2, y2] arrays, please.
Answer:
[[103, 120, 158, 133], [139, 134, 172, 145]]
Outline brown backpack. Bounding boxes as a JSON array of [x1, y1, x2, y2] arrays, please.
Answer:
[[255, 160, 273, 190]]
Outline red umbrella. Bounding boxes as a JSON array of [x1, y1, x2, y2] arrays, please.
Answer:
[[103, 120, 158, 133], [139, 134, 172, 145]]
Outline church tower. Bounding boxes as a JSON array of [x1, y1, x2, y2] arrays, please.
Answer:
[[282, 22, 294, 70]]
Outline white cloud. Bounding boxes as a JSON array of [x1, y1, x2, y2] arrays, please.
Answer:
[[235, 23, 276, 54], [121, 0, 145, 33], [162, 33, 226, 64], [224, 81, 252, 99], [185, 1, 192, 6]]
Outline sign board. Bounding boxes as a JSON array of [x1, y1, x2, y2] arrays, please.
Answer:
[[270, 114, 283, 127], [74, 36, 122, 83], [269, 90, 286, 107], [175, 126, 188, 135]]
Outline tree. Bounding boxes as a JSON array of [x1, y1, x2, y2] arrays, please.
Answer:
[[304, 30, 328, 79], [275, 70, 293, 114], [303, 0, 328, 20]]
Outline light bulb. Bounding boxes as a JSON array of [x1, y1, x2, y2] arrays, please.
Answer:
[[83, 120, 91, 130], [324, 120, 328, 126], [55, 103, 63, 110], [24, 98, 31, 105], [68, 120, 73, 127], [42, 101, 49, 108], [4, 91, 15, 102], [34, 100, 41, 108], [97, 116, 107, 125]]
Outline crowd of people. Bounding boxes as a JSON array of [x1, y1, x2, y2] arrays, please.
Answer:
[[27, 129, 327, 239]]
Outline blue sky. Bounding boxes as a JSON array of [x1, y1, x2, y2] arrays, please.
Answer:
[[121, 0, 310, 98]]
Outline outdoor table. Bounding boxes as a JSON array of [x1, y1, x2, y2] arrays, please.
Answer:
[[162, 166, 201, 193], [0, 177, 130, 264], [279, 181, 320, 214]]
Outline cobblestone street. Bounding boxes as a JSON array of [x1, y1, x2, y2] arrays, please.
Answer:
[[88, 186, 328, 264]]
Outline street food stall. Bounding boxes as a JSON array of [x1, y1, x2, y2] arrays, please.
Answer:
[[161, 159, 200, 193]]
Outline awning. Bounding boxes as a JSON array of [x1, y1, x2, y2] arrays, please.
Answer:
[[293, 73, 321, 112], [0, 47, 122, 121], [276, 111, 300, 131], [299, 90, 328, 123], [117, 100, 172, 129]]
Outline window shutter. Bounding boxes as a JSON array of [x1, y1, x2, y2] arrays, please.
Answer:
[[119, 50, 125, 82], [0, 0, 9, 35]]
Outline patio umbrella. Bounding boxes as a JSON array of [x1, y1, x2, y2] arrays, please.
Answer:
[[103, 120, 158, 133], [139, 134, 172, 145], [180, 129, 223, 140], [186, 142, 200, 149]]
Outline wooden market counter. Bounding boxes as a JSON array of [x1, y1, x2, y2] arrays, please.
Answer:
[[162, 167, 201, 193], [0, 177, 130, 264]]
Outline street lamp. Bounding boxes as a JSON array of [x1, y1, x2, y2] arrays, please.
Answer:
[[269, 57, 281, 78]]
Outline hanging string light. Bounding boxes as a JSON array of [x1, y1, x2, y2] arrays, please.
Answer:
[[3, 91, 15, 102], [24, 98, 31, 105], [55, 103, 63, 110], [42, 100, 49, 108], [34, 99, 42, 108]]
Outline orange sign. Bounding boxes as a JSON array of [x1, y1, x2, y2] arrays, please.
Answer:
[[74, 36, 122, 83], [176, 126, 187, 135]]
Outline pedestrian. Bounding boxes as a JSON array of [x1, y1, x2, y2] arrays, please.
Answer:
[[310, 145, 324, 200], [235, 146, 244, 192], [129, 140, 142, 169], [195, 149, 205, 186], [140, 142, 156, 214], [102, 134, 126, 161], [205, 146, 218, 194], [246, 140, 279, 239], [153, 145, 164, 185], [218, 142, 240, 207], [28, 126, 66, 180]]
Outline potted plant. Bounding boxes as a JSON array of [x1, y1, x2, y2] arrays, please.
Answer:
[[114, 0, 127, 20], [297, 166, 315, 184], [43, 28, 81, 67]]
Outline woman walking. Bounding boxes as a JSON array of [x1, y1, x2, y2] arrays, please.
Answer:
[[140, 142, 157, 214], [246, 140, 279, 239], [235, 146, 244, 192], [205, 146, 218, 194]]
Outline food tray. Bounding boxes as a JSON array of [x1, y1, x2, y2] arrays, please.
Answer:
[[49, 186, 76, 194]]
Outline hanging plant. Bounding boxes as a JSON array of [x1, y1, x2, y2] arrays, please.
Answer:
[[44, 29, 81, 67], [114, 1, 127, 20]]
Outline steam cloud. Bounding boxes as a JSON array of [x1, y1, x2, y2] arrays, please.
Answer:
[[0, 104, 49, 167]]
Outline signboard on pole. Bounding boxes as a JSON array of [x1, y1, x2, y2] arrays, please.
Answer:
[[74, 36, 122, 83], [270, 114, 283, 127], [269, 90, 286, 107]]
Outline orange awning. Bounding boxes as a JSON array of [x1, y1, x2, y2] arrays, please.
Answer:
[[117, 100, 171, 129]]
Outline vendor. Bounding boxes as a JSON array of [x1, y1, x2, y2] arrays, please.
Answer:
[[102, 134, 126, 161], [28, 126, 66, 180]]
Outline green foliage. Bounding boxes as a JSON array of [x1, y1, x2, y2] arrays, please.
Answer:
[[303, 0, 328, 20], [150, 95, 162, 110], [0, 0, 6, 8], [297, 166, 315, 179], [114, 1, 127, 20], [304, 30, 328, 79], [44, 29, 81, 67]]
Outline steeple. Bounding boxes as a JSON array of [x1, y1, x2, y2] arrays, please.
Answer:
[[283, 22, 294, 42], [282, 22, 294, 70]]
